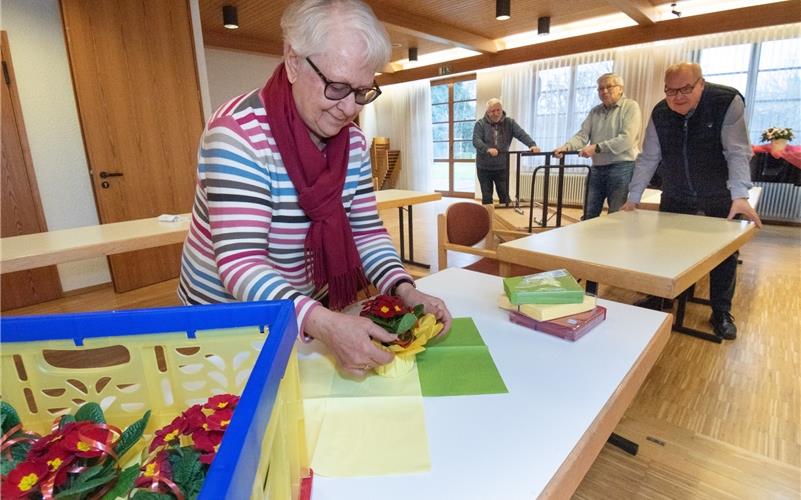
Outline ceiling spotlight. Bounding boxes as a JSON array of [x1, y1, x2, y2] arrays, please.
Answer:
[[670, 2, 682, 17], [496, 0, 510, 21], [408, 47, 418, 62], [223, 5, 239, 29], [537, 16, 550, 36]]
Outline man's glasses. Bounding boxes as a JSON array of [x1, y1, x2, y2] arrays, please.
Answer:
[[597, 84, 619, 92], [306, 57, 381, 105], [665, 77, 703, 97]]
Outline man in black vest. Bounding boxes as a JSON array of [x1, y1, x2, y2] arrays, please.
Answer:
[[624, 62, 762, 340]]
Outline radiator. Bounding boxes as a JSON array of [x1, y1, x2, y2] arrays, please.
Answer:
[[516, 169, 588, 205], [754, 182, 801, 222]]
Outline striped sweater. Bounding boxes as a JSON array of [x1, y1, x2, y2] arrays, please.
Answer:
[[178, 89, 412, 335]]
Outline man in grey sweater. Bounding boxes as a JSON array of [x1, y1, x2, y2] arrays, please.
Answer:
[[554, 73, 642, 219], [472, 98, 540, 206]]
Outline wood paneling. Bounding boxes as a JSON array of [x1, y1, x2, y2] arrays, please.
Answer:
[[0, 31, 63, 310], [60, 0, 204, 292], [377, 2, 800, 85]]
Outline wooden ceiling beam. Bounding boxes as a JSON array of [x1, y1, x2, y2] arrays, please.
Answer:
[[202, 30, 283, 56], [605, 0, 659, 26], [376, 1, 799, 86], [374, 8, 500, 54]]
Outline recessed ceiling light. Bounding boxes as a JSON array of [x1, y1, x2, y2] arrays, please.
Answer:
[[391, 42, 403, 48]]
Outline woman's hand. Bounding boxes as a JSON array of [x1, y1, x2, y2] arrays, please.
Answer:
[[305, 307, 398, 377], [394, 282, 453, 336]]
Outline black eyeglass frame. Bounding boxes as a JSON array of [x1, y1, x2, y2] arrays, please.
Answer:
[[664, 77, 703, 97], [305, 57, 382, 105]]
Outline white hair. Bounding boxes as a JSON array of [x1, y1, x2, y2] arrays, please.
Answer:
[[665, 62, 703, 80], [486, 98, 502, 109], [281, 0, 391, 72], [597, 73, 624, 87]]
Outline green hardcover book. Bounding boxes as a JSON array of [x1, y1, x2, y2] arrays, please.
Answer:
[[503, 269, 584, 305]]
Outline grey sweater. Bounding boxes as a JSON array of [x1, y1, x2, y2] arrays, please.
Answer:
[[472, 112, 537, 170]]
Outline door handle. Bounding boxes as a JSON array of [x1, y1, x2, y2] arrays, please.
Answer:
[[99, 171, 124, 179]]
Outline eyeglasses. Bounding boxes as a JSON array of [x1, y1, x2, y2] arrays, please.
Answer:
[[597, 84, 620, 92], [665, 77, 703, 97], [306, 57, 382, 105]]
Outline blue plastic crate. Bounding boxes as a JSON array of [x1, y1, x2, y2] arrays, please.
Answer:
[[1, 300, 298, 499]]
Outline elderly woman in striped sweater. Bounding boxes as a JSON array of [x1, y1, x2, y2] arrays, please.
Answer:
[[178, 0, 452, 376]]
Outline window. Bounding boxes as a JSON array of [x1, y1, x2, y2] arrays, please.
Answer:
[[697, 38, 801, 145], [533, 60, 613, 162], [431, 76, 477, 196], [750, 38, 801, 144]]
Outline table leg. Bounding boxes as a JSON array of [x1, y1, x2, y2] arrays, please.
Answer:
[[607, 433, 639, 455], [398, 207, 405, 262], [396, 205, 430, 269], [672, 288, 722, 344]]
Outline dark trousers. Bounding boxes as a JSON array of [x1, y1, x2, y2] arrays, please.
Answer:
[[477, 168, 510, 205], [660, 195, 737, 313], [584, 161, 635, 219]]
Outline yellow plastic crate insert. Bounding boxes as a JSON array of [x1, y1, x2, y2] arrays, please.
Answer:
[[1, 300, 309, 499]]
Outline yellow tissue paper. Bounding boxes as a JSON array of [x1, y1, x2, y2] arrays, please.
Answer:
[[299, 351, 430, 477], [374, 313, 444, 378]]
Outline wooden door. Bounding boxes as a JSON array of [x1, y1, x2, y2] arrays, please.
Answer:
[[60, 0, 203, 292], [1, 32, 63, 310]]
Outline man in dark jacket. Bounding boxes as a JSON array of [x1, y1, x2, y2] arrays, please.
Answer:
[[624, 62, 762, 340], [472, 98, 540, 206]]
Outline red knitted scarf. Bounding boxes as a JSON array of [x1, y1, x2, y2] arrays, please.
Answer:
[[261, 63, 368, 310]]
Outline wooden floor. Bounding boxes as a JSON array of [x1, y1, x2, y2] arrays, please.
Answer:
[[5, 198, 801, 498]]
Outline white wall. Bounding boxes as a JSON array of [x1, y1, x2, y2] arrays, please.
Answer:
[[204, 47, 281, 110], [1, 0, 110, 291]]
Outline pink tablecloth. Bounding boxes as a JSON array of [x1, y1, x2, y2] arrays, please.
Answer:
[[752, 143, 801, 169]]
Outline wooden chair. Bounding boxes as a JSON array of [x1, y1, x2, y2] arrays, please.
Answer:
[[437, 202, 541, 277]]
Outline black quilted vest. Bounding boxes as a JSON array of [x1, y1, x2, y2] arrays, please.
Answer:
[[651, 83, 742, 200]]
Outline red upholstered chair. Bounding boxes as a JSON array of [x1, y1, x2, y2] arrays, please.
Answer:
[[437, 202, 541, 277]]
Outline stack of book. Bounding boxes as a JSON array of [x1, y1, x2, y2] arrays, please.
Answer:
[[499, 269, 606, 341]]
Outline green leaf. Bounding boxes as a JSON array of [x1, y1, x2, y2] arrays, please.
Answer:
[[369, 316, 393, 329], [1, 401, 21, 434], [169, 447, 204, 499], [74, 402, 106, 424], [394, 313, 417, 335], [59, 414, 76, 428], [413, 304, 425, 317], [131, 491, 174, 499], [54, 471, 117, 498], [70, 463, 108, 483], [0, 440, 32, 476], [115, 410, 151, 458], [101, 464, 140, 500]]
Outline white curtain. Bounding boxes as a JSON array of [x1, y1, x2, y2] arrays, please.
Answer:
[[614, 41, 684, 138], [359, 80, 433, 191]]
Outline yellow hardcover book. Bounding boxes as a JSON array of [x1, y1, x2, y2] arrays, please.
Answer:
[[498, 294, 596, 321]]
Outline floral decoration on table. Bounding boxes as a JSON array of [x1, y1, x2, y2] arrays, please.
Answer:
[[1, 394, 240, 500], [1, 400, 149, 500], [761, 127, 794, 142], [360, 295, 444, 377]]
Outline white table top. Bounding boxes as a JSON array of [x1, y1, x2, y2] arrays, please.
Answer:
[[497, 210, 757, 298], [310, 268, 671, 500], [638, 186, 762, 211], [374, 189, 442, 210], [0, 190, 441, 274]]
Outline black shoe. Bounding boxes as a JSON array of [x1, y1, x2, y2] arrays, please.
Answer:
[[710, 311, 737, 340], [634, 295, 672, 311]]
